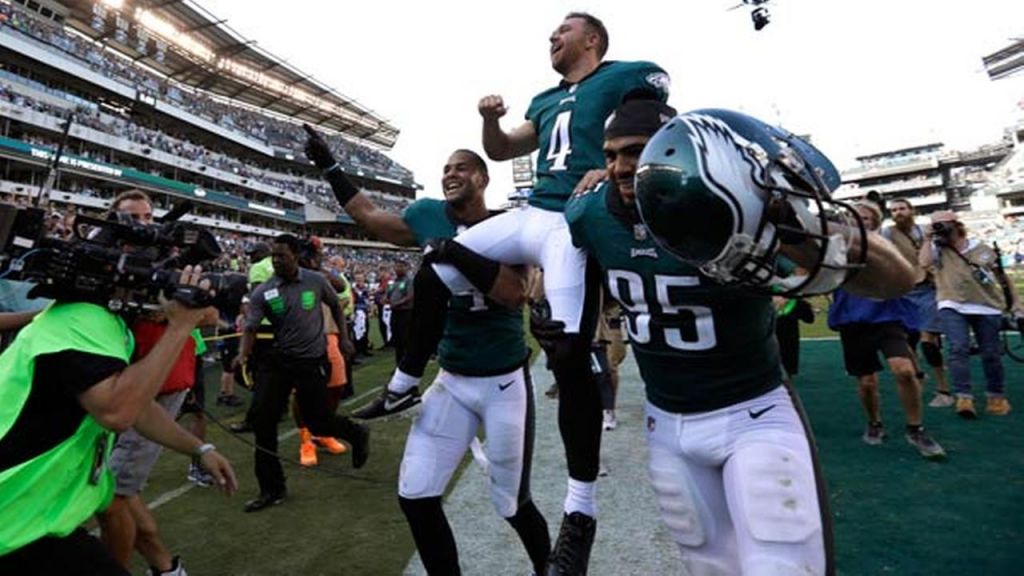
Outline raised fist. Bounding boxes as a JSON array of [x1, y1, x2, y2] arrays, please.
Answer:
[[478, 95, 508, 121]]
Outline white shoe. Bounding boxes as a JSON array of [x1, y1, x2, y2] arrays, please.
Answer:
[[928, 393, 955, 408], [602, 410, 618, 431]]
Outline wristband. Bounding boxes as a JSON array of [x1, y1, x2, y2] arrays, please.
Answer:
[[324, 166, 359, 207], [194, 443, 217, 457]]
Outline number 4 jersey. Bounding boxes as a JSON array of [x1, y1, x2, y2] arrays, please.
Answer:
[[527, 60, 670, 212], [402, 199, 529, 376], [565, 183, 783, 414]]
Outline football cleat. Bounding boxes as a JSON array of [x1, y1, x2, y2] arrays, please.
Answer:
[[546, 512, 597, 576], [352, 388, 421, 420]]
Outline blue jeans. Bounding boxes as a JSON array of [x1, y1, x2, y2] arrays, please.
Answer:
[[938, 309, 1005, 397]]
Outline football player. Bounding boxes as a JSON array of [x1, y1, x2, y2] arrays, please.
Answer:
[[306, 14, 669, 574], [300, 148, 549, 575], [563, 100, 915, 575]]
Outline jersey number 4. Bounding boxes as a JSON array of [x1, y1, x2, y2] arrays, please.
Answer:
[[545, 110, 572, 171], [607, 271, 717, 351]]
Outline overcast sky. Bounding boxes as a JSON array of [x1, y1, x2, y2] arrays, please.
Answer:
[[200, 0, 1024, 207]]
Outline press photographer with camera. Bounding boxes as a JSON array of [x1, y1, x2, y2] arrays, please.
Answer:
[[0, 193, 238, 574], [918, 210, 1017, 419]]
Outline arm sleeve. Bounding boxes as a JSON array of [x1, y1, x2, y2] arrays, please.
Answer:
[[564, 195, 592, 251], [34, 350, 128, 397]]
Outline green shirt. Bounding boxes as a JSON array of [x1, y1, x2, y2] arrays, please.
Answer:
[[565, 184, 782, 413], [0, 302, 133, 554], [526, 60, 670, 212], [402, 199, 528, 376]]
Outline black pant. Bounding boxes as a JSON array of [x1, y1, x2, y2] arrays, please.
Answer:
[[390, 308, 412, 365], [0, 528, 129, 576], [252, 353, 363, 496]]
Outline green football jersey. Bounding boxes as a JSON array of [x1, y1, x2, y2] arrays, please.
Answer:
[[565, 184, 782, 414], [402, 199, 528, 376], [526, 60, 670, 212]]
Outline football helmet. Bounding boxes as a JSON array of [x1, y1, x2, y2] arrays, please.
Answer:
[[634, 108, 866, 295]]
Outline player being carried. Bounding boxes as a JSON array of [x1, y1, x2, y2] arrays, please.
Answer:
[[562, 99, 915, 575], [306, 13, 667, 575]]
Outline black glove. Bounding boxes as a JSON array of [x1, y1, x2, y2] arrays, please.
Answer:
[[303, 124, 337, 170], [529, 299, 567, 353]]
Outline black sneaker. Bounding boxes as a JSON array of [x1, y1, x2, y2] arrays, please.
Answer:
[[352, 388, 421, 420], [545, 512, 596, 576], [244, 491, 285, 513], [862, 421, 886, 446], [905, 427, 946, 460]]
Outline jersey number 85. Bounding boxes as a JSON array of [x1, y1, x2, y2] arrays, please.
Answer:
[[607, 271, 717, 351]]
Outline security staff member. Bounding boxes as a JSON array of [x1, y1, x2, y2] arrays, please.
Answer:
[[0, 267, 237, 575], [233, 234, 370, 513]]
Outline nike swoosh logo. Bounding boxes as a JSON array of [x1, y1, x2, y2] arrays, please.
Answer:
[[384, 397, 407, 411], [748, 404, 776, 419], [498, 380, 515, 392]]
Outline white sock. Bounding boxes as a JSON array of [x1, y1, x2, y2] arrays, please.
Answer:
[[564, 479, 597, 517], [387, 369, 420, 394]]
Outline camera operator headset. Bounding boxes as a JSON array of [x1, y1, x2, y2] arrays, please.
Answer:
[[917, 210, 1018, 418], [0, 208, 238, 575]]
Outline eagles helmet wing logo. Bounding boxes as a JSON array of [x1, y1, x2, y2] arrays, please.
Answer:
[[681, 114, 772, 224]]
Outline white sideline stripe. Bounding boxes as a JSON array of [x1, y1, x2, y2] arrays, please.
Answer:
[[144, 384, 384, 512]]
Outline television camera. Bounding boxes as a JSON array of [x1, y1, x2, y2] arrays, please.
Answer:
[[0, 200, 225, 312]]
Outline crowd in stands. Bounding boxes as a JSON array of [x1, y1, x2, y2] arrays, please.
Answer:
[[0, 82, 414, 215], [0, 3, 413, 184]]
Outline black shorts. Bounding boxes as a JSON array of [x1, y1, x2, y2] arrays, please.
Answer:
[[838, 321, 912, 377]]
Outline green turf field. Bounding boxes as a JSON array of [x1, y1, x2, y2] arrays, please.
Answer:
[[131, 325, 1022, 575]]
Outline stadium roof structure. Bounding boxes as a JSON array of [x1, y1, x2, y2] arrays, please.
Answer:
[[983, 37, 1024, 81], [854, 142, 944, 163], [60, 0, 400, 148]]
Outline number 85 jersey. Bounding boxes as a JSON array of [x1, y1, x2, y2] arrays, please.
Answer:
[[527, 60, 669, 213], [566, 183, 783, 414]]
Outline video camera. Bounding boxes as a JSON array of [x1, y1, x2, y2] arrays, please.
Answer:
[[931, 221, 955, 245], [0, 200, 225, 312]]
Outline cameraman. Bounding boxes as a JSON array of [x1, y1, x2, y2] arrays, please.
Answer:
[[919, 211, 1016, 418], [0, 266, 237, 575]]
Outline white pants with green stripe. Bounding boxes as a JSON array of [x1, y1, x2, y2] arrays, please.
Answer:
[[398, 365, 533, 518]]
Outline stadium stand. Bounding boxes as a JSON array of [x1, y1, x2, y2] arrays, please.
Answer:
[[0, 0, 419, 250]]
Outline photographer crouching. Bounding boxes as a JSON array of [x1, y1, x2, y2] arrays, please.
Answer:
[[919, 211, 1017, 419], [0, 201, 237, 574]]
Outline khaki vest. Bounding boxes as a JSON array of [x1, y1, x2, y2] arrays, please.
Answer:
[[934, 242, 1005, 311]]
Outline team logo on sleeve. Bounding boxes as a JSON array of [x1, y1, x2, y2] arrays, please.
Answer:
[[645, 72, 671, 94]]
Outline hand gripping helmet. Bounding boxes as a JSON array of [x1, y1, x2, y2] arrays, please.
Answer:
[[634, 108, 866, 295]]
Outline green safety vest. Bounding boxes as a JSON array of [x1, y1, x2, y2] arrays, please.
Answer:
[[0, 302, 133, 555], [336, 274, 354, 318]]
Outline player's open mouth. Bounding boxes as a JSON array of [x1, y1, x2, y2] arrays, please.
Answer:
[[444, 181, 462, 192], [550, 44, 562, 57]]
